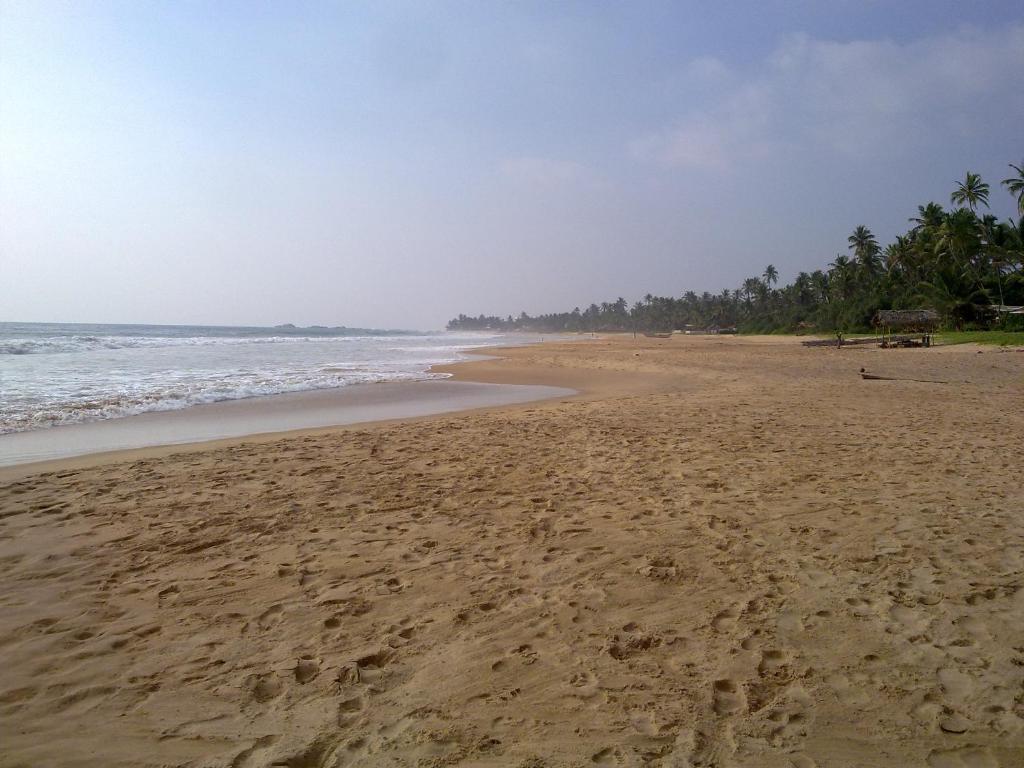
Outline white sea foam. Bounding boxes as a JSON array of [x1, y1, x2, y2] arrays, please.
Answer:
[[0, 334, 384, 356], [0, 323, 522, 435], [0, 369, 444, 433]]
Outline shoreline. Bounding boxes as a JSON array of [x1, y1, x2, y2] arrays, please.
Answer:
[[0, 331, 567, 476], [0, 356, 578, 477], [1, 333, 667, 481]]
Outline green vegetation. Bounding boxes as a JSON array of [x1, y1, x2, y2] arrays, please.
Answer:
[[449, 161, 1024, 335], [936, 331, 1024, 346]]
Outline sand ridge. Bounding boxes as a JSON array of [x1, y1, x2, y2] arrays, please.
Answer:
[[0, 335, 1022, 767]]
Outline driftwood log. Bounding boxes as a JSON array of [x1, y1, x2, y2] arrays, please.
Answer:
[[859, 368, 948, 384]]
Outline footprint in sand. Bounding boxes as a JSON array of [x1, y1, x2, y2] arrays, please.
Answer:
[[937, 667, 976, 701], [912, 693, 944, 724], [249, 673, 283, 703], [926, 745, 998, 768], [294, 657, 320, 684], [776, 609, 805, 634], [569, 669, 600, 700], [157, 584, 180, 604], [257, 604, 284, 630], [825, 673, 871, 707], [337, 695, 364, 725], [590, 746, 621, 764], [712, 678, 746, 715], [711, 607, 739, 633], [511, 643, 538, 665], [889, 604, 930, 635], [757, 649, 790, 676], [343, 650, 392, 684], [629, 709, 660, 736], [765, 696, 810, 745], [375, 576, 409, 595], [230, 735, 280, 768]]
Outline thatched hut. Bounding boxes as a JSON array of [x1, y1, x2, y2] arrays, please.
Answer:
[[873, 309, 940, 332]]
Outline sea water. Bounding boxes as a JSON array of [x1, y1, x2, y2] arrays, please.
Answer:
[[0, 322, 515, 434]]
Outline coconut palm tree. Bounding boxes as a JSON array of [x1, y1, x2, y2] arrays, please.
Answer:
[[829, 255, 855, 300], [829, 254, 851, 271], [950, 171, 990, 212], [810, 270, 830, 304], [884, 235, 912, 274], [1001, 160, 1024, 216], [909, 202, 945, 232], [848, 225, 878, 256], [1006, 218, 1024, 273], [793, 272, 814, 306], [762, 264, 779, 290], [741, 278, 761, 306], [935, 208, 981, 266], [848, 225, 882, 277]]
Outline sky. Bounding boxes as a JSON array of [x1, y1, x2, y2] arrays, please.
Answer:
[[1, 1, 1023, 330]]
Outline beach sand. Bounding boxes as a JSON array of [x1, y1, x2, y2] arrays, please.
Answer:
[[1, 335, 1022, 767]]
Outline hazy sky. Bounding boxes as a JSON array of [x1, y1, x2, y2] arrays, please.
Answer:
[[2, 1, 1023, 330]]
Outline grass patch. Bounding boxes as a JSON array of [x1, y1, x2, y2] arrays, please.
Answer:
[[936, 330, 1024, 346]]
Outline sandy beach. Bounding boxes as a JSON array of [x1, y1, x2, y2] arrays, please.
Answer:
[[1, 335, 1022, 767]]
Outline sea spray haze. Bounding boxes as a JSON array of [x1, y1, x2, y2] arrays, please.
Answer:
[[0, 322, 513, 434]]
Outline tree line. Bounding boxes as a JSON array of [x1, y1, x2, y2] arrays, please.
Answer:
[[448, 162, 1024, 334]]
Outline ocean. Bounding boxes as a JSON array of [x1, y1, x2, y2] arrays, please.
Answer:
[[0, 322, 516, 435]]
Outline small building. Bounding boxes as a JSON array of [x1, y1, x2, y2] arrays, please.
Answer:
[[873, 309, 940, 347], [873, 309, 940, 332]]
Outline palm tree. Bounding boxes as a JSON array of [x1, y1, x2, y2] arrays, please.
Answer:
[[848, 226, 878, 257], [741, 278, 761, 306], [848, 225, 881, 277], [762, 264, 779, 289], [829, 255, 855, 300], [918, 254, 995, 329], [883, 236, 910, 275], [1001, 160, 1024, 216], [909, 202, 945, 232], [810, 270, 830, 304], [1006, 218, 1024, 274], [950, 171, 990, 212], [717, 289, 734, 326], [793, 272, 813, 306], [935, 208, 981, 266]]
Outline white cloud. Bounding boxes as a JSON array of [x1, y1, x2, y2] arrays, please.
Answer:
[[632, 24, 1024, 171], [629, 118, 730, 170]]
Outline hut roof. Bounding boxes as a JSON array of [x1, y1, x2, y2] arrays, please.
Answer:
[[873, 309, 940, 330]]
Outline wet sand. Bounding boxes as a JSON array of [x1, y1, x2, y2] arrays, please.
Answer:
[[0, 379, 574, 467], [1, 335, 1022, 767]]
